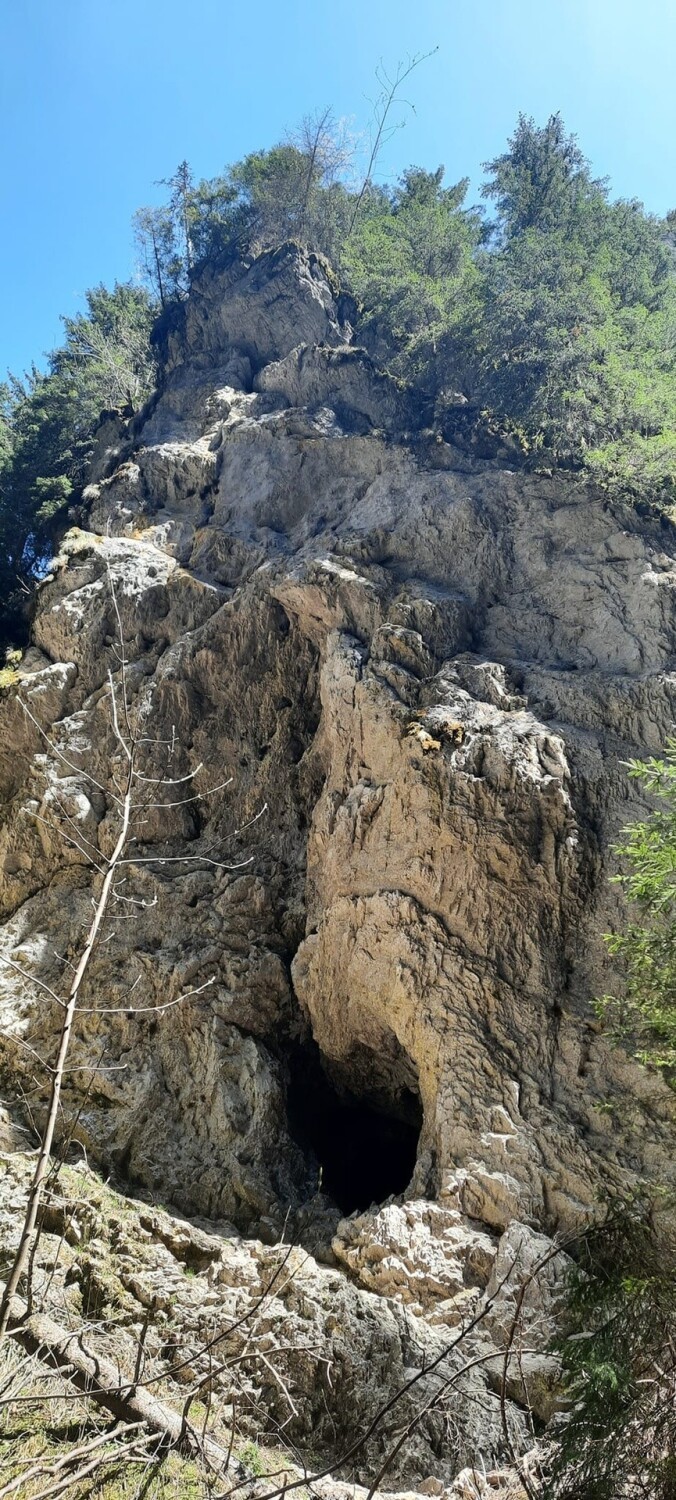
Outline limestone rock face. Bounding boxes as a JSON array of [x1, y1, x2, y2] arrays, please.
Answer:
[[254, 342, 406, 431], [0, 1158, 532, 1488], [165, 244, 349, 372], [2, 243, 676, 1487]]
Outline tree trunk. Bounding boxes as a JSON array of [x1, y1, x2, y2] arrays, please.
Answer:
[[3, 1289, 234, 1470]]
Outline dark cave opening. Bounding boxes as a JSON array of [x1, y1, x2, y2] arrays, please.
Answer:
[[287, 1040, 422, 1215]]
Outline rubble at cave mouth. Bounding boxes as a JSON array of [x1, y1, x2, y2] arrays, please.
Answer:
[[286, 1041, 422, 1215]]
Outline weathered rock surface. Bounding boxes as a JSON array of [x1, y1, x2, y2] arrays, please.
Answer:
[[0, 1156, 535, 1488], [2, 241, 676, 1488]]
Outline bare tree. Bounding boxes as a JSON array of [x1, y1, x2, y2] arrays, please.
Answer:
[[289, 109, 352, 239], [133, 204, 176, 307], [0, 556, 242, 1343], [347, 50, 439, 235]]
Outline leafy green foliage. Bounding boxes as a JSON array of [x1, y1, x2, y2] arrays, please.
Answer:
[[133, 161, 239, 303], [481, 111, 607, 241], [601, 742, 676, 1074], [547, 1201, 676, 1499], [133, 113, 354, 301], [450, 117, 676, 483], [6, 109, 676, 638], [130, 113, 676, 507], [0, 282, 156, 640], [547, 746, 676, 1495], [340, 113, 676, 496], [228, 135, 352, 262], [341, 169, 483, 381]]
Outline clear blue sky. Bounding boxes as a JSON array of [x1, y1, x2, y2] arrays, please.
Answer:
[[1, 0, 675, 379]]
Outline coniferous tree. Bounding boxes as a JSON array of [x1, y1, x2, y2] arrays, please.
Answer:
[[548, 1202, 676, 1500], [0, 284, 156, 642], [133, 204, 178, 306], [480, 112, 605, 239], [341, 168, 483, 380], [7, 107, 676, 640]]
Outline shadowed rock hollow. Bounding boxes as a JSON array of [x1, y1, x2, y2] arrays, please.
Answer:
[[2, 243, 676, 1491]]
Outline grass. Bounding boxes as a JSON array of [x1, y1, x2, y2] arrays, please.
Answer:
[[0, 1391, 217, 1498], [238, 1441, 264, 1477], [0, 1392, 290, 1498]]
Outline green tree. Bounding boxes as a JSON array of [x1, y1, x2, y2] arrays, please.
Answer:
[[227, 132, 352, 261], [600, 741, 676, 1074], [455, 227, 609, 452], [161, 159, 195, 276], [134, 124, 354, 300], [441, 115, 676, 483], [134, 162, 199, 303], [342, 168, 483, 381], [133, 203, 180, 306], [481, 112, 606, 241], [184, 173, 244, 265], [0, 283, 156, 641], [545, 746, 676, 1498], [548, 1201, 676, 1499]]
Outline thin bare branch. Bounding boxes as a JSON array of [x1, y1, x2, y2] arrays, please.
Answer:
[[18, 699, 120, 804], [347, 50, 438, 234], [0, 956, 66, 1010], [133, 764, 204, 785], [132, 775, 233, 810], [76, 975, 215, 1016], [0, 751, 136, 1335]]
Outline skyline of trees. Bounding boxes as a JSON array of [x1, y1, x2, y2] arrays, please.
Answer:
[[2, 110, 676, 644]]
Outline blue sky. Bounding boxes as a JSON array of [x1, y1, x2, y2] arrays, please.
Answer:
[[1, 0, 675, 379]]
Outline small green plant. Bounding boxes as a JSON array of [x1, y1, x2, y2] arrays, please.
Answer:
[[0, 645, 22, 689], [547, 743, 676, 1496], [240, 1440, 265, 1476]]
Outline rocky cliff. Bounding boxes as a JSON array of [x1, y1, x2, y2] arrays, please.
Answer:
[[2, 244, 676, 1495]]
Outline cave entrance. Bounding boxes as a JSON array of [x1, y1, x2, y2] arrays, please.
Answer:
[[287, 1039, 422, 1215]]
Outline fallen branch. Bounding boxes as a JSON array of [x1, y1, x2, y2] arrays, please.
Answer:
[[20, 1434, 156, 1500], [3, 1289, 233, 1472], [0, 1419, 143, 1499]]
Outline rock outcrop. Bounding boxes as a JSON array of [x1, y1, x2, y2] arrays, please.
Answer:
[[2, 243, 676, 1488]]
